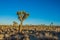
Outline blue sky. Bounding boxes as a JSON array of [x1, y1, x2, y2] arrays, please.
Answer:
[[0, 0, 60, 25]]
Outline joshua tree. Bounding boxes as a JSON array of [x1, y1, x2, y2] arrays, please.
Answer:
[[50, 22, 53, 26], [17, 11, 29, 32], [13, 21, 18, 27]]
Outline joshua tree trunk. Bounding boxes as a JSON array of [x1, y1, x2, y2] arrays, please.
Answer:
[[20, 21, 23, 32], [19, 25, 20, 32]]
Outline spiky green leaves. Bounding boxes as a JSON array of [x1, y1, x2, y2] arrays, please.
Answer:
[[17, 11, 29, 21]]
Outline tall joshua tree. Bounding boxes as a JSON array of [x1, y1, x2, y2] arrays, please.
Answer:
[[17, 11, 29, 32]]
